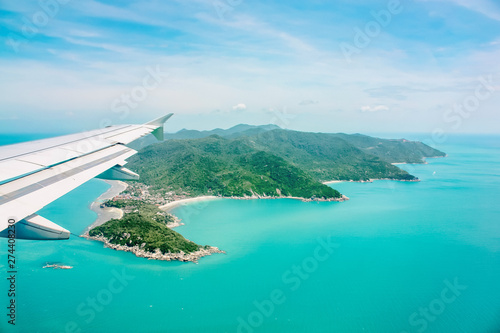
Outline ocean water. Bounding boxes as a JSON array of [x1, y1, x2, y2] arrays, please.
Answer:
[[0, 135, 499, 333]]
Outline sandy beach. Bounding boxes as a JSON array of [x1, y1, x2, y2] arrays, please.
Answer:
[[83, 180, 128, 234], [322, 180, 344, 184], [159, 196, 221, 213], [85, 183, 349, 234]]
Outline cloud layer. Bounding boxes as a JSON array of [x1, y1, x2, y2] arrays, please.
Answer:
[[0, 0, 499, 134]]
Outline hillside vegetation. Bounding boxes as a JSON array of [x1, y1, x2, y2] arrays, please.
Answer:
[[90, 126, 446, 260], [247, 130, 418, 182], [126, 126, 445, 199], [328, 133, 446, 164], [158, 124, 445, 165], [89, 200, 203, 254], [127, 135, 342, 199]]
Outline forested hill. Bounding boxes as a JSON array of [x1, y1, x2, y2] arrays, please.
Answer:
[[126, 135, 342, 199], [130, 124, 446, 166], [327, 133, 446, 164], [163, 124, 281, 140], [125, 127, 445, 199], [244, 130, 420, 182], [160, 125, 446, 164]]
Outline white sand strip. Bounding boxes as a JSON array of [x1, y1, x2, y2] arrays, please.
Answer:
[[159, 196, 220, 212], [322, 180, 344, 184], [83, 180, 128, 234]]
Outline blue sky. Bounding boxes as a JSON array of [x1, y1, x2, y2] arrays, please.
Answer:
[[0, 0, 499, 136]]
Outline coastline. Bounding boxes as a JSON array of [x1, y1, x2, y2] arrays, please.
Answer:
[[83, 180, 128, 235], [159, 193, 349, 214], [159, 196, 221, 213], [323, 180, 343, 184], [222, 194, 349, 202], [84, 184, 348, 263], [81, 234, 225, 263], [323, 178, 420, 184], [84, 179, 375, 236], [391, 155, 448, 165]]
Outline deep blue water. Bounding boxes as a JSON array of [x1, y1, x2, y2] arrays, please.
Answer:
[[0, 134, 499, 332]]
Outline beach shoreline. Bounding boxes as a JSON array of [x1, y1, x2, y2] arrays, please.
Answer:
[[323, 180, 343, 184], [84, 183, 348, 262], [85, 177, 393, 234], [84, 181, 349, 235], [159, 193, 349, 214], [159, 196, 221, 213], [83, 180, 128, 235]]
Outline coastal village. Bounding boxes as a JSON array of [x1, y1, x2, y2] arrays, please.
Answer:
[[85, 181, 226, 263], [86, 180, 347, 263], [104, 181, 348, 211], [106, 181, 190, 207]]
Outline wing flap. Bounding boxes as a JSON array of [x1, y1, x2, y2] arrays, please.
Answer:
[[14, 147, 81, 167], [0, 159, 45, 182], [60, 139, 115, 155], [104, 125, 156, 144], [0, 214, 71, 240], [0, 125, 130, 162]]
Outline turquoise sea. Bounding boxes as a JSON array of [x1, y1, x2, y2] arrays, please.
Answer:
[[1, 134, 499, 333]]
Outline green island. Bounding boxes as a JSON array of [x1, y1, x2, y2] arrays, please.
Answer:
[[87, 125, 446, 262], [86, 200, 224, 262]]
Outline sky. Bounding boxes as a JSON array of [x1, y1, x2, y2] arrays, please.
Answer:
[[0, 0, 499, 137]]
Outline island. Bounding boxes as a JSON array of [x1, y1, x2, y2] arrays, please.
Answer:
[[83, 200, 225, 263], [85, 125, 446, 262]]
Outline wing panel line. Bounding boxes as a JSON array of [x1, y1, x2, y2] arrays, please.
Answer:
[[0, 149, 132, 206], [0, 125, 133, 162]]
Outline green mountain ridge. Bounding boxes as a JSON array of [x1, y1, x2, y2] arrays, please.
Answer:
[[165, 124, 281, 140], [328, 133, 446, 164], [127, 135, 342, 199], [160, 124, 444, 163], [126, 127, 445, 199], [246, 129, 419, 182]]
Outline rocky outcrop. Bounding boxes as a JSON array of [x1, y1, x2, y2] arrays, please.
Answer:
[[81, 234, 225, 263], [226, 193, 350, 202]]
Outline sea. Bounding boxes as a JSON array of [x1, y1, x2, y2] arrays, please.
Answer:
[[0, 134, 499, 333]]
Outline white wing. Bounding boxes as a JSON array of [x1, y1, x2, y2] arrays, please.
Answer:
[[0, 114, 172, 240]]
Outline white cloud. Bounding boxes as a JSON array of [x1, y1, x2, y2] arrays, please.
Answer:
[[419, 0, 500, 21], [69, 30, 101, 38], [360, 105, 389, 112], [232, 103, 247, 111], [299, 99, 319, 106], [454, 0, 500, 21], [194, 12, 316, 54]]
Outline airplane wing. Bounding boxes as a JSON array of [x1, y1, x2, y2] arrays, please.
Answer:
[[0, 114, 173, 240]]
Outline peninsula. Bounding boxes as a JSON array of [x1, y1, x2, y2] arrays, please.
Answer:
[[84, 199, 224, 262], [86, 125, 446, 262]]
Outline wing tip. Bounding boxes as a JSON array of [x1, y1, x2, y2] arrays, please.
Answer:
[[146, 113, 173, 127]]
